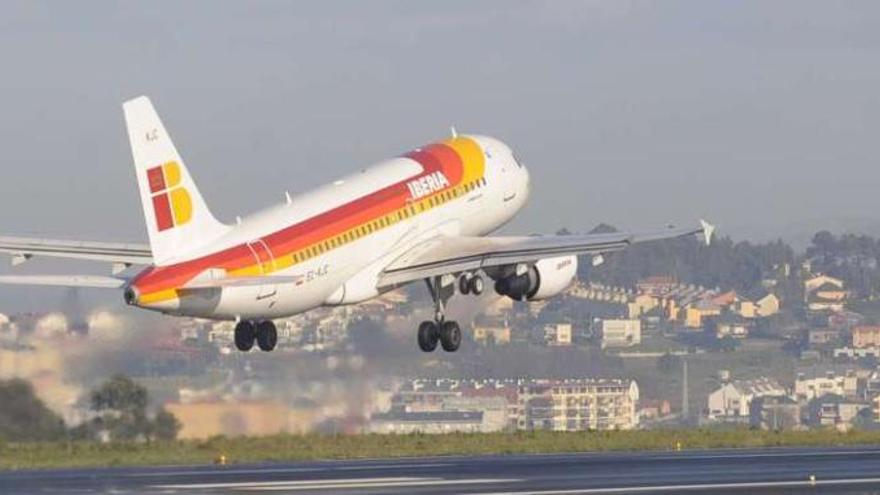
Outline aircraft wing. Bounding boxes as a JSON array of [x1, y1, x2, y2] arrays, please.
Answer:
[[378, 220, 714, 288], [0, 236, 152, 265]]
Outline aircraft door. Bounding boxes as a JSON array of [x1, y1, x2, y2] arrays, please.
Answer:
[[246, 240, 278, 301], [493, 147, 517, 203]]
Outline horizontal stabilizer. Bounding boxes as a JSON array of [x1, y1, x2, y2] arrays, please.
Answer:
[[0, 236, 152, 265], [0, 274, 127, 288]]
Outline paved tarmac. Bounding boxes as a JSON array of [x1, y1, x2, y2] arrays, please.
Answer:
[[2, 446, 880, 494]]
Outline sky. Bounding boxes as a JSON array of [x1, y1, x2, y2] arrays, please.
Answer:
[[1, 1, 880, 311]]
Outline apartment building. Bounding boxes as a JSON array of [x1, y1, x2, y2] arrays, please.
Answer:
[[544, 323, 573, 346], [517, 379, 639, 431], [600, 319, 642, 348], [794, 370, 859, 401]]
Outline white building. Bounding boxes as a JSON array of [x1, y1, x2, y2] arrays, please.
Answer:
[[707, 378, 787, 421], [600, 319, 641, 348], [368, 411, 487, 434], [517, 378, 639, 431], [833, 347, 880, 359], [544, 323, 573, 346], [794, 370, 859, 401]]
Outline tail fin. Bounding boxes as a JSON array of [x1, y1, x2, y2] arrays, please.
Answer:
[[123, 96, 229, 266]]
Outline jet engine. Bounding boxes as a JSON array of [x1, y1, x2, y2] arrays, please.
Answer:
[[491, 255, 578, 301]]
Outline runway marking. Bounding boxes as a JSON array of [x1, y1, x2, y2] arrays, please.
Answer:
[[471, 476, 880, 494], [645, 448, 880, 462], [332, 462, 453, 471], [128, 467, 322, 477], [243, 478, 520, 492], [156, 476, 419, 489], [128, 462, 450, 478], [155, 476, 517, 491]]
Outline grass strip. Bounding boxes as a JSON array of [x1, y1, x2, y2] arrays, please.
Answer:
[[2, 428, 879, 470]]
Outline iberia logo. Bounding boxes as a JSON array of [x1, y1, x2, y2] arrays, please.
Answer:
[[147, 161, 192, 231]]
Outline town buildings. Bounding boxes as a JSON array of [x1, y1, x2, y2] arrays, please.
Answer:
[[749, 396, 801, 430], [804, 395, 870, 432], [794, 370, 859, 402], [804, 275, 847, 312], [706, 378, 787, 421], [599, 319, 641, 348], [517, 379, 640, 431], [369, 411, 488, 434], [371, 378, 641, 434], [473, 322, 512, 345], [544, 323, 573, 346], [852, 326, 880, 349]]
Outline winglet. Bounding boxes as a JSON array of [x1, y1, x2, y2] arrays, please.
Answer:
[[699, 219, 715, 246]]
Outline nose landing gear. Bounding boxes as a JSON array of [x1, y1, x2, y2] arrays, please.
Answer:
[[234, 319, 277, 352]]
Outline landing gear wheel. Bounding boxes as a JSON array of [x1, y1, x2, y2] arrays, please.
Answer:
[[439, 320, 462, 352], [256, 320, 278, 352], [459, 275, 472, 295], [418, 321, 439, 352], [234, 320, 255, 352], [469, 276, 484, 296]]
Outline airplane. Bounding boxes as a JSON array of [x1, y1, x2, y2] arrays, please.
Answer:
[[0, 96, 714, 353]]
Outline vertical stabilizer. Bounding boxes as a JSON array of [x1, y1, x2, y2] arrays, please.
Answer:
[[123, 96, 229, 265]]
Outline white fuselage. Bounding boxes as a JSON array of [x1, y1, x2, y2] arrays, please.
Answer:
[[138, 135, 530, 320]]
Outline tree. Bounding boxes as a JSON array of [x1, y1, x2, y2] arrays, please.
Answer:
[[581, 223, 799, 297], [717, 336, 739, 353], [91, 374, 148, 416], [86, 374, 181, 442], [0, 379, 65, 441], [152, 408, 182, 441], [656, 353, 682, 374]]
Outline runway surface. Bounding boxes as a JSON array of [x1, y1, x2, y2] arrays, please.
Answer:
[[3, 446, 880, 494]]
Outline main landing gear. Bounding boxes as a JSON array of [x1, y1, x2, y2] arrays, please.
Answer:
[[417, 275, 466, 353], [459, 273, 484, 296], [418, 320, 462, 353], [234, 320, 277, 352]]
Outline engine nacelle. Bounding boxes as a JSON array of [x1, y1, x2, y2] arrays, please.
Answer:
[[493, 255, 578, 301]]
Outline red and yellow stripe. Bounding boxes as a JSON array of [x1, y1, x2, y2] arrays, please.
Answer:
[[132, 136, 486, 304]]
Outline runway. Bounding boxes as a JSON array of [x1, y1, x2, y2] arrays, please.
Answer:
[[2, 446, 880, 494]]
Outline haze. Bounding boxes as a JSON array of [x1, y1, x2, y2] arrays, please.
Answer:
[[1, 1, 879, 310]]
